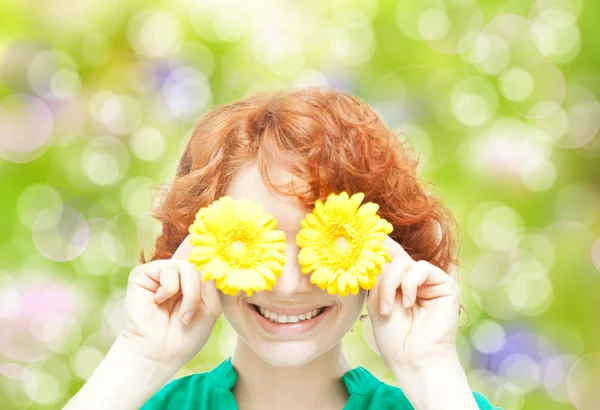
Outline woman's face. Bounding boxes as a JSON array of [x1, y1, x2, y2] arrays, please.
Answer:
[[218, 161, 366, 367]]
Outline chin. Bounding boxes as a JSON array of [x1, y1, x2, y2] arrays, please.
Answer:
[[252, 342, 327, 368]]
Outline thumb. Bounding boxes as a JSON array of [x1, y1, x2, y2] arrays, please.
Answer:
[[173, 234, 223, 319], [201, 279, 222, 319]]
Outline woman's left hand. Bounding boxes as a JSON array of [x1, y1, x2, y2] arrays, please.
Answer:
[[366, 235, 462, 373]]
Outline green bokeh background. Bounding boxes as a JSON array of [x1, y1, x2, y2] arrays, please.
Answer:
[[1, 1, 599, 409]]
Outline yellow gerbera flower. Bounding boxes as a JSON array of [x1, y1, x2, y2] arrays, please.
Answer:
[[296, 192, 394, 296], [187, 196, 287, 296]]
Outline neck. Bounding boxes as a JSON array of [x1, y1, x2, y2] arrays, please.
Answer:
[[230, 338, 352, 410]]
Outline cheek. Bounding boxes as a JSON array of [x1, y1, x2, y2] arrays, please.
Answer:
[[335, 290, 368, 327]]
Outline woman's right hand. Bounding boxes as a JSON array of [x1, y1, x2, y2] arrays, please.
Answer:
[[118, 234, 222, 370]]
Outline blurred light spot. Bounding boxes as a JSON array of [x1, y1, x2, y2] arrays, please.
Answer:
[[592, 238, 600, 272], [521, 160, 556, 191], [568, 353, 600, 409], [292, 70, 329, 88], [462, 34, 510, 75], [212, 8, 248, 41], [0, 287, 21, 319], [0, 273, 84, 362], [418, 9, 450, 41], [478, 15, 542, 77], [27, 49, 78, 100], [128, 9, 182, 58], [468, 201, 524, 250], [506, 259, 553, 316], [17, 184, 63, 228], [543, 221, 597, 283], [535, 105, 569, 142], [217, 323, 239, 358], [120, 177, 155, 214], [170, 41, 215, 79], [0, 364, 36, 409], [102, 213, 148, 267], [72, 345, 104, 380], [129, 127, 165, 161], [554, 84, 600, 149], [500, 67, 534, 102], [555, 184, 600, 226], [470, 249, 515, 290], [500, 354, 541, 393], [82, 137, 130, 186], [251, 20, 305, 76], [471, 250, 551, 319], [541, 354, 579, 403], [89, 91, 143, 135], [467, 120, 553, 177], [50, 69, 81, 100], [33, 205, 89, 262], [33, 371, 62, 405], [510, 62, 566, 119], [419, 0, 483, 54], [70, 218, 116, 277], [47, 98, 85, 147], [470, 319, 506, 354], [137, 211, 162, 262], [0, 94, 53, 154], [163, 67, 212, 123], [41, 356, 71, 382], [492, 381, 525, 410], [159, 159, 179, 182], [511, 230, 555, 271], [451, 77, 498, 126], [395, 0, 424, 40], [327, 11, 375, 66], [530, 0, 581, 63]]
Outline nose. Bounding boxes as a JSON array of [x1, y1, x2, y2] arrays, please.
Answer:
[[270, 242, 313, 296]]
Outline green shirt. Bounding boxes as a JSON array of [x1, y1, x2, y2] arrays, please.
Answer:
[[141, 357, 501, 409]]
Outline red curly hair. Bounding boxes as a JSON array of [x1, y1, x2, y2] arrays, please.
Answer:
[[141, 86, 460, 276]]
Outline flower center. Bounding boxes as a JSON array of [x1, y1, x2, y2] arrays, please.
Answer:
[[335, 236, 349, 251], [231, 240, 246, 252], [318, 221, 361, 270]]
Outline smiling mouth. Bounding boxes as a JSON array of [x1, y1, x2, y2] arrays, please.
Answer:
[[249, 303, 329, 324]]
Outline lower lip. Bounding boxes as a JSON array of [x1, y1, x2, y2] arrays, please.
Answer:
[[248, 303, 332, 336]]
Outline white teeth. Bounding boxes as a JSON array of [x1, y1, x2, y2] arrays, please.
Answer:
[[256, 305, 325, 323]]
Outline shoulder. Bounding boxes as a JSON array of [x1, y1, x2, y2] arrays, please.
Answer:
[[140, 358, 238, 410], [368, 383, 501, 410], [140, 372, 213, 409], [345, 367, 501, 410]]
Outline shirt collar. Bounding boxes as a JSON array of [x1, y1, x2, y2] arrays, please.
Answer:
[[206, 357, 382, 396]]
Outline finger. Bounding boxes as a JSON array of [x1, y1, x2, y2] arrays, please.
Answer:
[[171, 234, 194, 260], [377, 259, 414, 316], [155, 264, 180, 304], [200, 279, 223, 320], [177, 261, 202, 324], [402, 260, 452, 308]]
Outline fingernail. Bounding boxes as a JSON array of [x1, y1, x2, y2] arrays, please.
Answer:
[[380, 300, 390, 315], [403, 296, 410, 307], [182, 311, 195, 325]]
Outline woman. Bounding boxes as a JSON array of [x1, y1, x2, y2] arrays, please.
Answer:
[[65, 87, 500, 409]]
